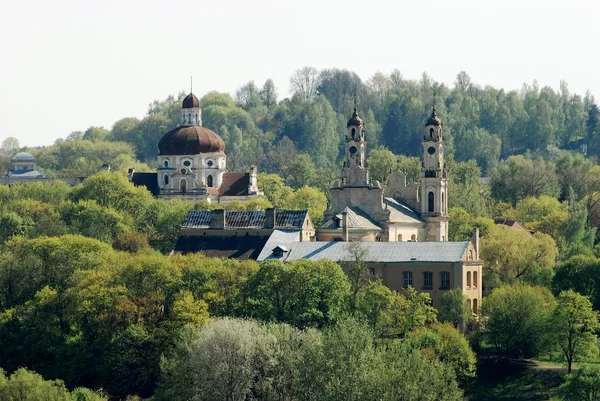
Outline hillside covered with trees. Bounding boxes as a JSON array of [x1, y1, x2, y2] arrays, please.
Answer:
[[2, 68, 600, 400]]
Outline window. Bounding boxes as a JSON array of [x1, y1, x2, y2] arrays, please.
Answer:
[[467, 271, 472, 289], [180, 179, 187, 193], [473, 271, 478, 289], [469, 250, 473, 260], [163, 174, 169, 185], [369, 267, 376, 276], [442, 192, 446, 213], [163, 160, 169, 168], [351, 128, 356, 138], [397, 234, 402, 242], [207, 160, 214, 167], [183, 160, 191, 167], [423, 272, 432, 289], [411, 234, 416, 242], [428, 191, 435, 213], [473, 298, 478, 314], [180, 168, 186, 175], [403, 271, 413, 288], [440, 272, 450, 289], [207, 175, 213, 187], [430, 128, 434, 138]]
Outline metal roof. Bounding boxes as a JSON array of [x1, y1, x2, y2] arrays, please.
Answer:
[[320, 207, 381, 231], [183, 209, 309, 230], [257, 239, 470, 263], [384, 197, 424, 224]]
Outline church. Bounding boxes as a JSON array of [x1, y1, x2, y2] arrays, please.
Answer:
[[317, 107, 448, 242], [130, 92, 262, 203]]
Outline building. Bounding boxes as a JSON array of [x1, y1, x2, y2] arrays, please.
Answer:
[[257, 229, 481, 311], [173, 208, 314, 259], [317, 107, 448, 242], [130, 92, 261, 204], [171, 107, 482, 315], [2, 152, 45, 183]]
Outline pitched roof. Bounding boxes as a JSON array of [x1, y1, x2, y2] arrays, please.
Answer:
[[173, 235, 270, 259], [384, 197, 424, 224], [219, 173, 250, 196], [320, 207, 381, 231], [257, 239, 470, 263], [131, 172, 159, 195], [182, 209, 309, 230]]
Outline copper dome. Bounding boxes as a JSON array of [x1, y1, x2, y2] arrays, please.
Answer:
[[158, 126, 225, 155], [182, 93, 200, 109]]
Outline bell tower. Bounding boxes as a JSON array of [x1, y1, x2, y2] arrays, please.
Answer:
[[342, 107, 369, 186], [420, 107, 449, 241]]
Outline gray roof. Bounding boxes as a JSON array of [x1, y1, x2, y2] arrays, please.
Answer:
[[384, 197, 424, 224], [320, 207, 381, 231], [12, 152, 35, 161], [257, 238, 470, 263], [7, 169, 44, 178], [183, 209, 309, 230]]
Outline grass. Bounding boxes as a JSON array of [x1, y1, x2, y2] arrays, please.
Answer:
[[464, 355, 567, 401]]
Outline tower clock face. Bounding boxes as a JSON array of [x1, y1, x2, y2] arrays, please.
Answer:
[[428, 146, 436, 155], [349, 146, 357, 155]]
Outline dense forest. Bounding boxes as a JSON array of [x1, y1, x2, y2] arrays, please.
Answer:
[[2, 68, 600, 400]]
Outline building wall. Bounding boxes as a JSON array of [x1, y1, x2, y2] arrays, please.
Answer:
[[385, 224, 424, 242]]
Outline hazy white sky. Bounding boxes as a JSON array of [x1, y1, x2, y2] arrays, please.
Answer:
[[1, 0, 599, 147]]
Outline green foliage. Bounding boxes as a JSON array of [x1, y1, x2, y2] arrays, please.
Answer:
[[283, 185, 327, 227], [157, 317, 463, 401], [245, 259, 350, 328], [409, 322, 477, 381], [558, 364, 600, 401], [554, 255, 600, 310], [368, 146, 397, 184], [438, 288, 473, 328], [552, 290, 599, 373], [0, 367, 71, 401], [480, 284, 555, 357]]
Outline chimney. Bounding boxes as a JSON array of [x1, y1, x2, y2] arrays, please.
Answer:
[[342, 210, 349, 242], [473, 227, 480, 260], [127, 168, 135, 181], [210, 209, 225, 229], [265, 208, 276, 229]]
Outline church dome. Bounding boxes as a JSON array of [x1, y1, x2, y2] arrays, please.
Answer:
[[347, 108, 363, 127], [182, 93, 200, 109], [12, 152, 35, 161], [426, 109, 442, 126], [158, 126, 225, 155]]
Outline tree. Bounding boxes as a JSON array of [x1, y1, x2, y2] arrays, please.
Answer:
[[368, 146, 397, 184], [257, 173, 293, 207], [0, 367, 72, 401], [558, 364, 600, 401], [283, 154, 316, 188], [481, 225, 558, 287], [289, 66, 321, 101], [245, 259, 350, 328], [408, 322, 477, 381], [1, 137, 19, 153], [552, 290, 599, 373], [341, 242, 371, 312], [480, 284, 555, 357], [283, 185, 327, 227], [259, 79, 277, 109], [554, 255, 600, 310], [438, 288, 473, 329], [490, 155, 560, 206]]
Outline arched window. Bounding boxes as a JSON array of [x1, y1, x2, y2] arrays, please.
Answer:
[[163, 160, 169, 168], [397, 234, 402, 242], [163, 174, 169, 185], [207, 175, 213, 187], [469, 250, 473, 260], [428, 191, 435, 212], [351, 128, 356, 138], [473, 271, 478, 289], [180, 179, 187, 193], [467, 271, 472, 288], [473, 298, 478, 314], [411, 234, 416, 242], [430, 128, 434, 138]]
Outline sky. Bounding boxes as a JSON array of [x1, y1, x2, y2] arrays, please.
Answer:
[[0, 0, 599, 147]]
